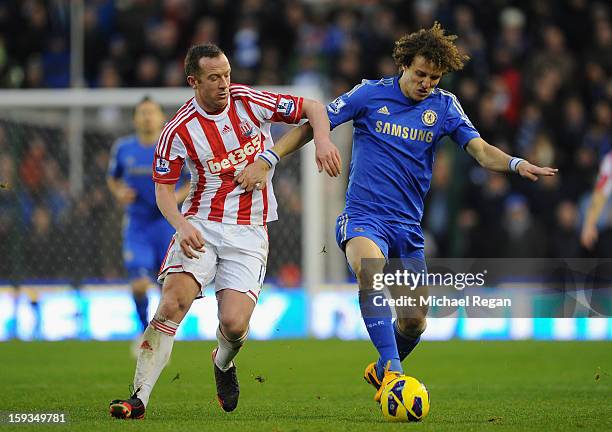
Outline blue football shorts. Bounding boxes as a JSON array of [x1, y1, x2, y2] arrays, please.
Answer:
[[123, 216, 176, 281], [335, 212, 427, 274]]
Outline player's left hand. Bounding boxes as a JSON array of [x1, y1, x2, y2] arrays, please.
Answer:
[[315, 137, 342, 177], [234, 159, 269, 191], [517, 161, 558, 181]]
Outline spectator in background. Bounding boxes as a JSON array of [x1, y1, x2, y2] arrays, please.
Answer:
[[233, 17, 261, 71], [530, 25, 575, 89], [19, 136, 47, 196], [453, 4, 487, 81], [556, 97, 587, 173], [292, 54, 326, 88], [502, 194, 547, 258], [475, 91, 511, 146], [23, 56, 44, 88], [495, 7, 528, 66], [16, 0, 49, 64], [24, 206, 59, 278], [515, 104, 542, 156], [41, 34, 70, 88], [97, 61, 122, 88], [466, 171, 510, 257], [551, 200, 581, 258], [148, 20, 180, 63], [134, 56, 162, 87], [589, 13, 612, 73], [363, 6, 396, 77], [583, 100, 611, 159], [584, 60, 607, 106], [257, 46, 282, 85], [425, 150, 452, 254], [162, 62, 184, 87], [106, 36, 131, 83], [190, 16, 219, 47], [455, 77, 479, 120], [84, 5, 109, 85]]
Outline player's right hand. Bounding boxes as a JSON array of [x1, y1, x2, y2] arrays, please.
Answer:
[[177, 220, 206, 259], [116, 185, 137, 206], [314, 137, 342, 177], [234, 159, 269, 191]]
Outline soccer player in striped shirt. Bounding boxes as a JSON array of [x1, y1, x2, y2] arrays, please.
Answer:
[[236, 23, 557, 405], [109, 43, 340, 419]]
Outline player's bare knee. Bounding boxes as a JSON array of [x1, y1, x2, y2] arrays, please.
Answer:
[[396, 317, 427, 338], [156, 296, 179, 319], [350, 256, 385, 291], [219, 315, 249, 340], [157, 287, 189, 321]]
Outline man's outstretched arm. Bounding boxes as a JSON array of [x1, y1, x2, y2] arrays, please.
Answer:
[[465, 137, 558, 181], [235, 123, 315, 191], [235, 114, 341, 191], [300, 99, 341, 176]]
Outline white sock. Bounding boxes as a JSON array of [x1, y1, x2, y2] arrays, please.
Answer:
[[214, 326, 248, 371], [133, 318, 179, 407]]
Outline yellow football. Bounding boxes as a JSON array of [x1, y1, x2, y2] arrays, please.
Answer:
[[380, 375, 430, 422]]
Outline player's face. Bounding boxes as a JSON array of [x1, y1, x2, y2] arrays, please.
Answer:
[[190, 54, 231, 113], [133, 101, 164, 136], [400, 56, 444, 101]]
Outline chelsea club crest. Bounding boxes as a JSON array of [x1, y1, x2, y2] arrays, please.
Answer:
[[421, 110, 437, 127]]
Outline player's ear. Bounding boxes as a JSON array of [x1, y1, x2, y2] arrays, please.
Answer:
[[187, 75, 198, 89]]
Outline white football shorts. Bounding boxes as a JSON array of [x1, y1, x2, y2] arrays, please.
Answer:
[[158, 217, 268, 304]]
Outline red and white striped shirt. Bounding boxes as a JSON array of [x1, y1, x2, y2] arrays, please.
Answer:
[[152, 84, 303, 225], [595, 151, 612, 198]]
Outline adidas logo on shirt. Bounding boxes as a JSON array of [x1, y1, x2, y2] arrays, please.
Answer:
[[221, 124, 232, 135], [377, 106, 390, 115]]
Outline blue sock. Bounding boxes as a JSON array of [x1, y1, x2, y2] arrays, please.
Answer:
[[393, 320, 421, 361], [359, 290, 402, 380], [133, 293, 149, 331]]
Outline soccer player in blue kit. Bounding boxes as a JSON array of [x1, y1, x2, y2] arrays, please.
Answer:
[[108, 97, 188, 334], [236, 23, 557, 402]]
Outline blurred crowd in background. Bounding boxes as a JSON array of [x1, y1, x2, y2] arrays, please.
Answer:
[[0, 0, 611, 283]]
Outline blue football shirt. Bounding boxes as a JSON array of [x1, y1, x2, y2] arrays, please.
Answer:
[[327, 76, 480, 226], [108, 134, 162, 222]]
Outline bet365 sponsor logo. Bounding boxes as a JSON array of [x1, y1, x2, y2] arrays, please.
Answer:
[[207, 134, 263, 174]]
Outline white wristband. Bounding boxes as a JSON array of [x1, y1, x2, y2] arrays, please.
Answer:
[[256, 149, 280, 168], [509, 157, 525, 173]]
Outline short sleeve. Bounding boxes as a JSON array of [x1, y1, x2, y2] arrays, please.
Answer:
[[230, 84, 303, 125], [268, 92, 304, 124], [326, 80, 369, 130], [442, 95, 480, 149], [153, 131, 186, 184], [107, 140, 123, 179]]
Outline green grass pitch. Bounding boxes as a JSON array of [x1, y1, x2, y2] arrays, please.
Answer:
[[2, 339, 611, 431]]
